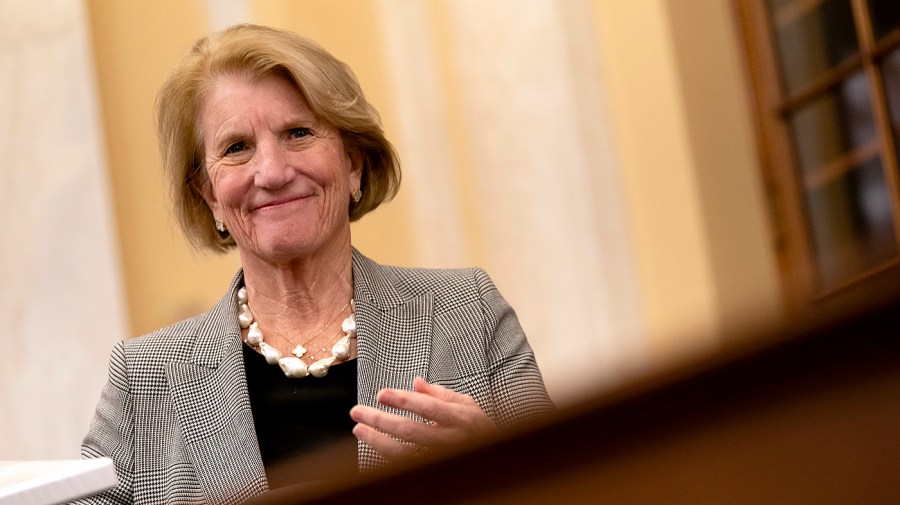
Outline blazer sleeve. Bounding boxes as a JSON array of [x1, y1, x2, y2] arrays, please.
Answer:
[[76, 342, 134, 504], [474, 268, 555, 426]]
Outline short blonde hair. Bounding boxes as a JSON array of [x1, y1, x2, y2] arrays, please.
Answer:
[[156, 23, 401, 252]]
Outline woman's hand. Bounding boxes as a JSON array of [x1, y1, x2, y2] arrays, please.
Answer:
[[350, 377, 496, 460]]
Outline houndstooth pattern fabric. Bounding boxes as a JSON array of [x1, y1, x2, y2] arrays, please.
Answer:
[[77, 249, 554, 504]]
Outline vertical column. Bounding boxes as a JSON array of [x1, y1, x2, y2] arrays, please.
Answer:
[[376, 0, 646, 401], [376, 0, 471, 267], [0, 0, 128, 458]]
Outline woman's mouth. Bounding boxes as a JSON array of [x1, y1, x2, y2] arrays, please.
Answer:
[[253, 194, 312, 212]]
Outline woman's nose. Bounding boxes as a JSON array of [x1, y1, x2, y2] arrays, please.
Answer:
[[254, 141, 294, 189]]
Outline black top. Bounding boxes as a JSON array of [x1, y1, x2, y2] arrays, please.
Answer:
[[242, 343, 358, 488]]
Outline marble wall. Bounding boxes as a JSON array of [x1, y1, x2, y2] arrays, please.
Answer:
[[0, 0, 127, 459]]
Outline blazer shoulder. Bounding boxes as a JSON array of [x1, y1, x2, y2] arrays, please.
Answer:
[[381, 264, 501, 312], [117, 268, 242, 368], [119, 311, 211, 364]]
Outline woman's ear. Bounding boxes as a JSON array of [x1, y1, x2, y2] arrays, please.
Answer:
[[347, 147, 363, 190], [197, 174, 220, 215]]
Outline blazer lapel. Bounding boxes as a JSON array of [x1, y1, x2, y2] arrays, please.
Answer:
[[165, 271, 268, 503], [352, 250, 435, 467], [354, 293, 435, 403], [352, 249, 434, 397]]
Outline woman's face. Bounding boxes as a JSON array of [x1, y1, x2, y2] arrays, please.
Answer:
[[200, 72, 361, 263]]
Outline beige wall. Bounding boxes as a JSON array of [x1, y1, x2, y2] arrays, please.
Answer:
[[665, 0, 782, 339], [87, 0, 240, 336], [85, 0, 781, 398], [594, 0, 782, 364]]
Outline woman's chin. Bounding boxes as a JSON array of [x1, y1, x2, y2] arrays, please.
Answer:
[[256, 244, 313, 263], [241, 223, 349, 264], [249, 238, 333, 264]]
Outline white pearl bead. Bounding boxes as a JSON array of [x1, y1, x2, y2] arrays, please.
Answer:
[[308, 363, 328, 378], [238, 304, 253, 329], [278, 357, 309, 378], [341, 314, 357, 336], [332, 336, 351, 360], [309, 356, 335, 378], [259, 342, 282, 365], [236, 287, 356, 379], [246, 322, 263, 346]]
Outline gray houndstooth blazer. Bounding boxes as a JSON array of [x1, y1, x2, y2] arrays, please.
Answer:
[[79, 249, 553, 504]]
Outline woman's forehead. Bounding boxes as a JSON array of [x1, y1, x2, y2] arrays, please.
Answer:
[[202, 74, 314, 129]]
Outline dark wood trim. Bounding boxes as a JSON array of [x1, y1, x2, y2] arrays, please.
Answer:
[[872, 28, 900, 59], [811, 256, 900, 302], [734, 0, 790, 297], [736, 0, 818, 307], [801, 139, 879, 190], [777, 55, 863, 115], [852, 0, 900, 251]]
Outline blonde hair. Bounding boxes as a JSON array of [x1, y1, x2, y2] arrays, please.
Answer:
[[156, 23, 401, 252]]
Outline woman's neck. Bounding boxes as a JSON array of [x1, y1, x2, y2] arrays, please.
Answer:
[[238, 239, 354, 338]]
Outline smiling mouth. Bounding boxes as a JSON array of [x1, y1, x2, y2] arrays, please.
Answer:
[[253, 195, 312, 212]]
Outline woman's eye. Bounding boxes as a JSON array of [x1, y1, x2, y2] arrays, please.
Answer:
[[289, 127, 312, 139], [225, 142, 247, 155]]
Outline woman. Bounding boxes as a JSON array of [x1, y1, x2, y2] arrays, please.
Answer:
[[81, 23, 552, 504]]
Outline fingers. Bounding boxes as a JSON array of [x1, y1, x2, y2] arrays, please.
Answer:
[[350, 404, 434, 445], [351, 421, 418, 461], [377, 379, 484, 427], [350, 405, 433, 462], [351, 378, 497, 461]]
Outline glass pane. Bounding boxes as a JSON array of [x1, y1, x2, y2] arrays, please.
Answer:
[[790, 72, 877, 174], [868, 0, 900, 40], [768, 0, 859, 95], [805, 157, 898, 288], [883, 48, 900, 169]]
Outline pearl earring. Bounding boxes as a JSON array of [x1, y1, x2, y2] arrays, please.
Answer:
[[215, 219, 228, 233]]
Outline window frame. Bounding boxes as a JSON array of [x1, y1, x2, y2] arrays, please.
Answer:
[[735, 0, 900, 310]]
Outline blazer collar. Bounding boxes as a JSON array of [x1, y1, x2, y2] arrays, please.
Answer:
[[173, 249, 422, 369], [184, 248, 410, 370], [182, 248, 409, 367], [349, 249, 436, 468], [349, 247, 434, 387], [164, 271, 267, 502], [187, 269, 245, 368], [351, 247, 409, 311]]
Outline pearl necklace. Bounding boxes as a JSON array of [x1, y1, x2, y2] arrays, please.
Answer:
[[236, 286, 357, 378]]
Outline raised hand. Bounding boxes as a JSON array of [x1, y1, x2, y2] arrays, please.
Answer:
[[350, 377, 496, 460]]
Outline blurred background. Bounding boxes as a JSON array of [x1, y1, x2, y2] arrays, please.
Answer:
[[6, 0, 897, 461]]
